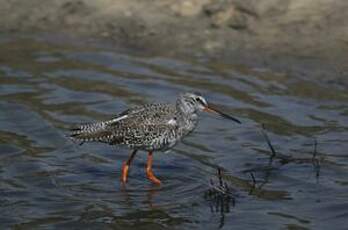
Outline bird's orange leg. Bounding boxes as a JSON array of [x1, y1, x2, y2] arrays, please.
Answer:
[[146, 151, 161, 185], [121, 150, 137, 183]]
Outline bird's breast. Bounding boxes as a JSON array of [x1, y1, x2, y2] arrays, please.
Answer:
[[178, 115, 198, 138]]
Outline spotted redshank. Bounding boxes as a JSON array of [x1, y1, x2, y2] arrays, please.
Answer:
[[71, 92, 241, 185]]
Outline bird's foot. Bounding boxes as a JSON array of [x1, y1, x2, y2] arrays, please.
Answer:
[[121, 161, 129, 183], [146, 168, 161, 185]]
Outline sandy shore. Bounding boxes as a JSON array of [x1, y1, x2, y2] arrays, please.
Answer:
[[1, 0, 347, 80]]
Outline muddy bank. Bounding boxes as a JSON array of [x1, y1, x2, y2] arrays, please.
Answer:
[[1, 0, 347, 80]]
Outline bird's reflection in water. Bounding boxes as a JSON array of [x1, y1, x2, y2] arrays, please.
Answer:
[[145, 186, 160, 208], [120, 182, 161, 209], [204, 168, 236, 229]]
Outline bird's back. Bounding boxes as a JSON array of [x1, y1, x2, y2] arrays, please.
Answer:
[[70, 103, 179, 150]]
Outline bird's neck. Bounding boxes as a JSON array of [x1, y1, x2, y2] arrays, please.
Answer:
[[176, 104, 198, 136], [176, 102, 195, 119]]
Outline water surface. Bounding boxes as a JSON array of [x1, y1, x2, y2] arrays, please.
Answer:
[[0, 37, 348, 229]]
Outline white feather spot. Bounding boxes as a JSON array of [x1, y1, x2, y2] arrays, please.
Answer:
[[167, 118, 177, 126], [111, 115, 128, 123]]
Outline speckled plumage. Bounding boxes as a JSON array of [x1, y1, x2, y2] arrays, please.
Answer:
[[70, 93, 205, 151], [71, 92, 241, 184]]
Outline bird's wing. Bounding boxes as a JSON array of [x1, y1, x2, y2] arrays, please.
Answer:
[[70, 103, 177, 146], [104, 104, 178, 148], [108, 103, 176, 127]]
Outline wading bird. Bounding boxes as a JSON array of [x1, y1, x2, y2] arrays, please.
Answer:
[[71, 92, 241, 185]]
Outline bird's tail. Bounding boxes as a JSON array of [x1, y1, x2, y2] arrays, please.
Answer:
[[70, 121, 113, 145]]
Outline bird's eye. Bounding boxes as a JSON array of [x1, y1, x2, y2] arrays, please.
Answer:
[[195, 97, 205, 105]]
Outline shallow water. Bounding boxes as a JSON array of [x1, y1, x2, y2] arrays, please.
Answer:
[[0, 36, 348, 229]]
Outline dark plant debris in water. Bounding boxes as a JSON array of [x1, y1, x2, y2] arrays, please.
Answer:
[[261, 125, 324, 168], [311, 138, 321, 179], [241, 125, 324, 197], [204, 167, 236, 228], [261, 124, 277, 165], [203, 124, 324, 217]]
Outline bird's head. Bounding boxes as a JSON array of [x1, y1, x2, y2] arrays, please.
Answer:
[[178, 92, 241, 124]]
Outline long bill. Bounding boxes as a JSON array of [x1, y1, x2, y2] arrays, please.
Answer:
[[203, 105, 241, 124]]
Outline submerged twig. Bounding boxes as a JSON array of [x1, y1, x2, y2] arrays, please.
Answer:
[[261, 124, 277, 165], [259, 126, 326, 168], [245, 126, 324, 189], [204, 167, 236, 228], [205, 167, 235, 209], [218, 167, 223, 187], [311, 138, 321, 179], [248, 168, 272, 194], [248, 172, 256, 195], [312, 138, 318, 161], [245, 124, 277, 191], [249, 172, 256, 186]]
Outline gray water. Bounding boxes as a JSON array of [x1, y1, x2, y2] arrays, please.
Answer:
[[1, 36, 348, 230]]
